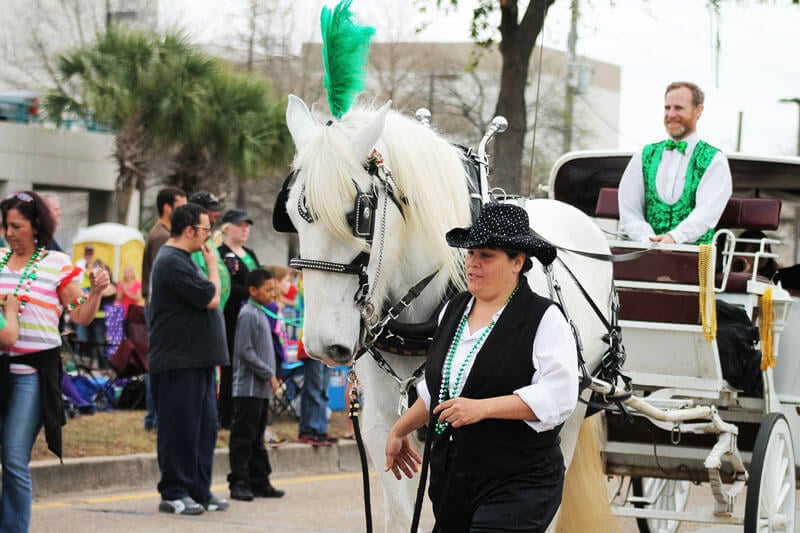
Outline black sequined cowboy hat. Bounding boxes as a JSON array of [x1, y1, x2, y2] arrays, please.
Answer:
[[446, 202, 556, 266]]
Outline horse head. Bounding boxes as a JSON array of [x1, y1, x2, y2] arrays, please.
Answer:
[[284, 95, 470, 366]]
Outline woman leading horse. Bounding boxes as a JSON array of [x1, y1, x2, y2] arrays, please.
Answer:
[[385, 202, 579, 532]]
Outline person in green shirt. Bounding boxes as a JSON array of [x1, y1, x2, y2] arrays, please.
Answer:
[[187, 192, 231, 309]]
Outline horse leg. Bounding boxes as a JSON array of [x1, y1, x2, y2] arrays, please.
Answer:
[[355, 355, 425, 533], [553, 414, 619, 533]]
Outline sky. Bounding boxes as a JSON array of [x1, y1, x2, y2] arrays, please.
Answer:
[[159, 0, 800, 157]]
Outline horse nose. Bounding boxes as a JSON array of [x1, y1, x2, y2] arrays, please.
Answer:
[[327, 344, 353, 364]]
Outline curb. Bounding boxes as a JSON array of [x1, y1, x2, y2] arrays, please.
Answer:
[[31, 441, 363, 498]]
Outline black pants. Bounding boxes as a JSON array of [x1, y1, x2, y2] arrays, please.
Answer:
[[217, 364, 233, 429], [152, 368, 217, 502], [227, 397, 272, 490], [430, 450, 564, 532]]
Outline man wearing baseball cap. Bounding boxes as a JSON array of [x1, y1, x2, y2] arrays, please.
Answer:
[[188, 191, 231, 310]]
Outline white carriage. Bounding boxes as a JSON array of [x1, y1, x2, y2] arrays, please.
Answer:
[[549, 151, 800, 532]]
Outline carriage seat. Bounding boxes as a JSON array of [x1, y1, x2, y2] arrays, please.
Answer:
[[597, 188, 780, 296], [594, 187, 781, 230]]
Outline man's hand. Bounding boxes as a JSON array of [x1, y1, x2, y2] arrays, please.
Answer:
[[201, 243, 218, 269], [649, 234, 676, 244]]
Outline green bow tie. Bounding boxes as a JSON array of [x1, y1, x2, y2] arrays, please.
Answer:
[[665, 139, 688, 154]]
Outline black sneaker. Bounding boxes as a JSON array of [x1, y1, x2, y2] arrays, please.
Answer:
[[252, 485, 285, 498], [158, 496, 204, 515], [230, 483, 254, 501]]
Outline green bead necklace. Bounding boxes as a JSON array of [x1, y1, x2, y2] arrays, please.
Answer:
[[434, 284, 519, 435], [0, 245, 45, 316]]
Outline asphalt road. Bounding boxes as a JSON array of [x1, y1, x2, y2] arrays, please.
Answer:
[[31, 471, 434, 533], [31, 472, 799, 532]]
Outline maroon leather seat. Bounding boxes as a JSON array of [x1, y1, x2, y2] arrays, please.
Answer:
[[595, 188, 781, 230]]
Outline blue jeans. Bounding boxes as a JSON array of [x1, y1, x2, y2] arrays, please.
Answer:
[[299, 358, 331, 435], [0, 372, 42, 532], [143, 306, 157, 430]]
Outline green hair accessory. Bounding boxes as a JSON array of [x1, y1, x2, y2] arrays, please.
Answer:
[[320, 0, 375, 119]]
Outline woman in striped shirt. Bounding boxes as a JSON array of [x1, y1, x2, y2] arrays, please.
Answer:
[[0, 191, 109, 533]]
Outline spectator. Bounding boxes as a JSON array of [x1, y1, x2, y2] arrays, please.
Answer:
[[217, 208, 259, 430], [75, 245, 96, 286], [264, 265, 292, 445], [40, 193, 64, 252], [142, 187, 186, 302], [296, 338, 337, 447], [81, 259, 118, 370], [187, 191, 230, 310], [148, 203, 229, 516], [0, 191, 109, 532], [228, 268, 285, 501], [266, 265, 292, 354], [141, 186, 186, 432], [116, 264, 143, 317], [74, 245, 98, 361]]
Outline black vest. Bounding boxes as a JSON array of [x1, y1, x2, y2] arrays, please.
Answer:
[[426, 279, 564, 478]]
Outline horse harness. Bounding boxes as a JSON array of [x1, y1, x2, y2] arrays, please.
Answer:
[[274, 149, 469, 407]]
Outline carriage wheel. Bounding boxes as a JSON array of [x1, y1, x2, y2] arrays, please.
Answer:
[[631, 477, 690, 533], [744, 412, 796, 533]]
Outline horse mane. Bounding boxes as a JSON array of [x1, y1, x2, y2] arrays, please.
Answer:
[[295, 102, 471, 295]]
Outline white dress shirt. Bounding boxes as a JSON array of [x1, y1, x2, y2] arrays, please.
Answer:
[[618, 132, 732, 244], [416, 299, 578, 432]]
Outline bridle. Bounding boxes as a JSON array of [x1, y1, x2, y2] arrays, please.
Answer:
[[275, 149, 439, 357]]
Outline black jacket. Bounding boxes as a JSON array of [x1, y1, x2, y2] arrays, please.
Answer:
[[217, 244, 260, 354]]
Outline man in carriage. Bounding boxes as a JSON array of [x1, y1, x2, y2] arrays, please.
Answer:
[[618, 81, 733, 244]]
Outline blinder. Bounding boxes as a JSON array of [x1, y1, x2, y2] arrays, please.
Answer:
[[272, 171, 298, 233], [272, 169, 379, 242], [347, 180, 377, 242]]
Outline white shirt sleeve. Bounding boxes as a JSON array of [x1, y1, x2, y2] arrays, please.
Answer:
[[618, 150, 656, 241], [417, 377, 431, 410], [668, 151, 732, 244], [515, 306, 579, 432]]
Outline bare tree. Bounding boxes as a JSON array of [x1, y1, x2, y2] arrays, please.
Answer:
[[0, 0, 105, 89]]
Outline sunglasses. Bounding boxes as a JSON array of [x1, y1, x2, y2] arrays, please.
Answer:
[[4, 192, 34, 203]]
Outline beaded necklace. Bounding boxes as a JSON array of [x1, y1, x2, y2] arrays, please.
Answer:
[[434, 284, 519, 435], [0, 245, 45, 316]]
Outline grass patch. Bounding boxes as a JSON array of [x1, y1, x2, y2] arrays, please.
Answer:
[[32, 408, 352, 462]]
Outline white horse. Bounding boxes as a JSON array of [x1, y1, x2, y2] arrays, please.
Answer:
[[284, 94, 615, 532]]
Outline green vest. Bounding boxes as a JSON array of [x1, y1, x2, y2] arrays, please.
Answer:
[[191, 239, 231, 310], [642, 139, 719, 244]]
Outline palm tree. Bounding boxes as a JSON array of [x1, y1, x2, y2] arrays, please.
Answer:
[[45, 29, 291, 222]]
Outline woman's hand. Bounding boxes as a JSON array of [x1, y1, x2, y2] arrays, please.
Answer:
[[88, 267, 110, 295], [3, 294, 19, 316], [385, 432, 421, 480], [433, 397, 487, 428]]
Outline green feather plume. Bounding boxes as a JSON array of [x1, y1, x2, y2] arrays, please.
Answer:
[[320, 0, 375, 119]]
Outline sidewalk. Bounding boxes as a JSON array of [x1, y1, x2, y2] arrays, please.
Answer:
[[31, 441, 363, 498]]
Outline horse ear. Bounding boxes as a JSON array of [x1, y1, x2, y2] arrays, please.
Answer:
[[286, 94, 317, 152], [351, 100, 392, 163]]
